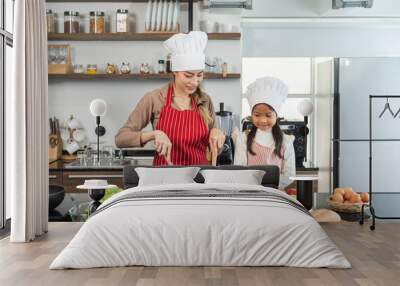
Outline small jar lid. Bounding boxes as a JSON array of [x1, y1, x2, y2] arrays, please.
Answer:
[[64, 11, 79, 16], [46, 9, 53, 14], [117, 9, 128, 13], [158, 60, 165, 63], [95, 11, 105, 16], [87, 64, 97, 68]]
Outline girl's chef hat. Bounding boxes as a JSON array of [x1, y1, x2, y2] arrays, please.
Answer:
[[245, 77, 288, 114], [163, 31, 208, 72]]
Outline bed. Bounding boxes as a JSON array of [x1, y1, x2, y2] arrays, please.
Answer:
[[50, 165, 350, 269]]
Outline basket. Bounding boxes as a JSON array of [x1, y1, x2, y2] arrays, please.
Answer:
[[327, 199, 368, 213]]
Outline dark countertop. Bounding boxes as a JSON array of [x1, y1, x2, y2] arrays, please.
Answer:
[[50, 159, 319, 172]]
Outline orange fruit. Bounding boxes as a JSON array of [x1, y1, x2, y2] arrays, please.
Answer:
[[343, 188, 354, 200], [360, 192, 369, 203], [334, 188, 345, 196], [332, 193, 344, 203]]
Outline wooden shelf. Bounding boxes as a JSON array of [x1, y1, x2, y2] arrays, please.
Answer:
[[47, 0, 198, 2], [48, 73, 241, 80], [47, 32, 241, 41]]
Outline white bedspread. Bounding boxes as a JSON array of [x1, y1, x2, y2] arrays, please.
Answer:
[[50, 183, 351, 269]]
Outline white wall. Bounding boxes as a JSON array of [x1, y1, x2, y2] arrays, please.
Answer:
[[47, 2, 242, 149], [243, 0, 400, 17]]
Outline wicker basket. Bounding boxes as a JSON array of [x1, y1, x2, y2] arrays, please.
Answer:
[[327, 199, 368, 213]]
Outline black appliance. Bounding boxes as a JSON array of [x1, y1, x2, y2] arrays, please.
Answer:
[[242, 119, 309, 168], [216, 103, 234, 165]]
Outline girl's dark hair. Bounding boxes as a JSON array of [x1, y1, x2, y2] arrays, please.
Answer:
[[247, 105, 284, 159]]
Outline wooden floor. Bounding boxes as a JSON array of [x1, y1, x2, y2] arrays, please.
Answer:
[[0, 221, 398, 286]]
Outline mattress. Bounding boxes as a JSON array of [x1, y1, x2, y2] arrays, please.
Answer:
[[50, 183, 351, 269]]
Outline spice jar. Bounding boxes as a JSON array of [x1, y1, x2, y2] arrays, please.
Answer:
[[86, 64, 97, 75], [116, 9, 129, 33], [90, 11, 105, 34], [166, 53, 172, 73], [222, 62, 228, 77], [158, 60, 165, 74], [64, 11, 80, 34], [46, 9, 55, 33]]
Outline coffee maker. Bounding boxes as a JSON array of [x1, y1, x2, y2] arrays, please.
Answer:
[[216, 103, 234, 165]]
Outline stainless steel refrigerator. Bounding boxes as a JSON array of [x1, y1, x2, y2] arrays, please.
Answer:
[[332, 57, 400, 218]]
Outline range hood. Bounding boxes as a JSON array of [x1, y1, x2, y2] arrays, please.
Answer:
[[332, 0, 374, 9], [203, 0, 252, 9]]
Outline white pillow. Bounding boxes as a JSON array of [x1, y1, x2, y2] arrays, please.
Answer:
[[135, 167, 200, 186], [200, 169, 266, 185]]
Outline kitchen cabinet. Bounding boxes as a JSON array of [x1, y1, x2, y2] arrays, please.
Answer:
[[49, 160, 124, 193], [49, 170, 63, 186], [62, 170, 123, 193]]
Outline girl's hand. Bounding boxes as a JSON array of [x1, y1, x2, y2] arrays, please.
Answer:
[[154, 130, 173, 165], [209, 128, 225, 164]]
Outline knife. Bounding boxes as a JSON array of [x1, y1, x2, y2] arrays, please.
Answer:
[[55, 118, 60, 135], [49, 118, 54, 134]]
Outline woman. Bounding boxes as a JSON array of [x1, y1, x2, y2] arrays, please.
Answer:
[[115, 31, 225, 166], [234, 77, 296, 189]]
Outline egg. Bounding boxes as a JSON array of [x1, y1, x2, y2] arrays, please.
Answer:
[[360, 192, 369, 203], [334, 188, 345, 196], [332, 193, 344, 203], [349, 193, 362, 203], [343, 188, 354, 200]]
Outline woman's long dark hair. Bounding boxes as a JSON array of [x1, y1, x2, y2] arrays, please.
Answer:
[[247, 106, 284, 159]]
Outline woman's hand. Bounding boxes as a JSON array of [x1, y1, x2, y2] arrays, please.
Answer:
[[209, 128, 225, 165], [154, 130, 173, 165]]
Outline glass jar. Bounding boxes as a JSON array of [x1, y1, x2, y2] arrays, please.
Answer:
[[73, 64, 84, 74], [64, 11, 80, 34], [166, 53, 172, 73], [222, 62, 228, 77], [158, 60, 165, 73], [46, 9, 55, 33], [86, 64, 97, 75], [90, 11, 105, 34], [116, 9, 129, 33]]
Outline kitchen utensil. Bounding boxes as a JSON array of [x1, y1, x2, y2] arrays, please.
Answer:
[[65, 140, 80, 155], [60, 129, 69, 141], [72, 129, 85, 142], [167, 0, 174, 31], [55, 118, 60, 134], [145, 0, 153, 31], [161, 0, 168, 31], [49, 118, 54, 134], [156, 0, 163, 31], [172, 0, 179, 31], [151, 0, 158, 31]]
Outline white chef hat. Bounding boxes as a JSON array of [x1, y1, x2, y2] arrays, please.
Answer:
[[245, 77, 288, 114], [163, 31, 207, 72]]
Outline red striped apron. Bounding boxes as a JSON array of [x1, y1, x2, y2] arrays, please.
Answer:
[[153, 85, 209, 166], [247, 141, 284, 171]]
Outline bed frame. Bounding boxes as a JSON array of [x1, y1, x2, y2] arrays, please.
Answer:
[[123, 165, 280, 189]]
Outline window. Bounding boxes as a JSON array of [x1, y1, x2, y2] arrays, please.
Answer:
[[241, 57, 317, 165], [242, 57, 313, 120], [1, 0, 14, 231]]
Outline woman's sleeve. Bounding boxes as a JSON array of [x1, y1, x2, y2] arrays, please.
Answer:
[[234, 132, 248, 165], [279, 135, 296, 189], [115, 93, 154, 148]]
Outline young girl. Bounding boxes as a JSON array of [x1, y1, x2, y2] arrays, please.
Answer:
[[234, 77, 296, 189]]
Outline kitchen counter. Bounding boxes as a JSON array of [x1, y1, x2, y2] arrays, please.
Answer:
[[49, 157, 153, 171]]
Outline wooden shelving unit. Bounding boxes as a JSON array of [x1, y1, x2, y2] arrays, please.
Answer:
[[48, 73, 241, 80], [47, 32, 241, 41], [47, 0, 198, 2]]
